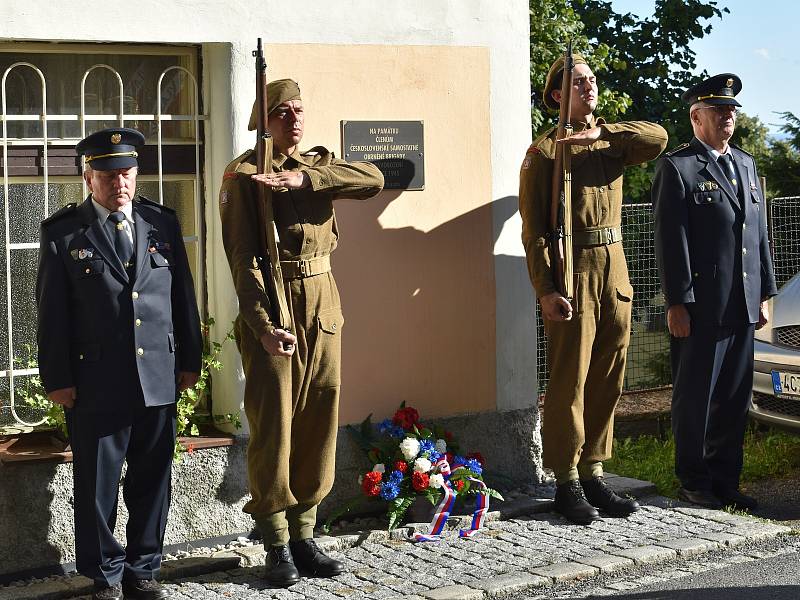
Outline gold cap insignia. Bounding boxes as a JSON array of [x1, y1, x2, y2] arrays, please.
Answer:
[[726, 78, 733, 87], [110, 133, 122, 144]]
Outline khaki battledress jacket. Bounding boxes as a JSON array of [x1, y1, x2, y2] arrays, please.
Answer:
[[519, 117, 667, 474], [220, 146, 383, 516]]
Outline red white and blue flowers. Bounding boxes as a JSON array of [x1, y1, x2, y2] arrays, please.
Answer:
[[348, 403, 502, 536]]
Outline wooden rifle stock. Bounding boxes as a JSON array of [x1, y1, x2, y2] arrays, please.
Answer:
[[549, 42, 575, 300], [252, 38, 293, 337]]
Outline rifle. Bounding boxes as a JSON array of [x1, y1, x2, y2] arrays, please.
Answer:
[[549, 41, 575, 301], [252, 38, 293, 349]]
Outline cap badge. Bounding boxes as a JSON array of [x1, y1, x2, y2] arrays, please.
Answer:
[[726, 78, 733, 87], [110, 133, 122, 144]]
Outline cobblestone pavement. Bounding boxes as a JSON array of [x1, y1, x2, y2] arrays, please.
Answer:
[[1, 476, 794, 600]]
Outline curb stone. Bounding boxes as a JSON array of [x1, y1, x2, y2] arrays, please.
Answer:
[[1, 477, 794, 600]]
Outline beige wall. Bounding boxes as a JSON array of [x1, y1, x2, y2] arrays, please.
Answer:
[[263, 44, 495, 424]]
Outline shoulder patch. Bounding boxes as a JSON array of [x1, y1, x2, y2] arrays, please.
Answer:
[[42, 203, 76, 225], [665, 142, 690, 157]]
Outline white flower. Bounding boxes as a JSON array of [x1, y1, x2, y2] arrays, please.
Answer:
[[372, 463, 385, 473], [429, 473, 445, 489], [414, 457, 432, 473], [435, 438, 447, 454], [400, 437, 421, 461]]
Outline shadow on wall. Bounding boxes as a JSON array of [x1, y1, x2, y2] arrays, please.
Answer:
[[334, 188, 533, 424], [0, 461, 69, 583]]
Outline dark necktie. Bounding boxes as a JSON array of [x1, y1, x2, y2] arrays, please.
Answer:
[[107, 211, 134, 270], [719, 153, 738, 188]]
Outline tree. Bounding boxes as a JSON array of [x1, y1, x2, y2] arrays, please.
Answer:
[[759, 112, 800, 199]]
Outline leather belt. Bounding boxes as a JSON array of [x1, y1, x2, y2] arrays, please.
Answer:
[[572, 226, 623, 247], [280, 254, 331, 279]]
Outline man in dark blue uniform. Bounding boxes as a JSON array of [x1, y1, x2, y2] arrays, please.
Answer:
[[652, 74, 777, 511], [36, 128, 202, 600]]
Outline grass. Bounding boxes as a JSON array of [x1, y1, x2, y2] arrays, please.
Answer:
[[605, 424, 800, 498]]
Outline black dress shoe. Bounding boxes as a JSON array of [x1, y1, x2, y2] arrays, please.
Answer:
[[121, 578, 169, 600], [93, 582, 123, 600], [265, 544, 301, 587], [290, 538, 345, 577], [677, 487, 723, 509], [713, 487, 758, 511], [581, 476, 640, 517], [553, 480, 601, 525]]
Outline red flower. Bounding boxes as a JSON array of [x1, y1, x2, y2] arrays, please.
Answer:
[[187, 444, 195, 454], [466, 452, 486, 467], [412, 471, 430, 491], [444, 430, 454, 441], [454, 480, 465, 492], [362, 471, 383, 497], [445, 452, 455, 466], [393, 407, 420, 430], [393, 460, 408, 473]]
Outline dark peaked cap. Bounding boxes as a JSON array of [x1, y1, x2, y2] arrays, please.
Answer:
[[76, 127, 145, 171], [248, 78, 302, 131], [682, 73, 742, 107]]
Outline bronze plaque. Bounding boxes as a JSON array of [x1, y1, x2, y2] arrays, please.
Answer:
[[341, 120, 424, 190]]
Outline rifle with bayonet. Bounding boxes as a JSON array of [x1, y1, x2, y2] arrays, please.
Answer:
[[549, 41, 575, 301], [252, 37, 293, 350]]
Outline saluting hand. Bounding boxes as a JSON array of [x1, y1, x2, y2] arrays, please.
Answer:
[[540, 292, 573, 322], [48, 386, 76, 409], [251, 172, 310, 190], [555, 127, 602, 147], [261, 328, 298, 357], [667, 304, 691, 338]]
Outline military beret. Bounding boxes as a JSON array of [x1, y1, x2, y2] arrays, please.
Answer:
[[247, 78, 302, 131], [76, 127, 144, 171], [542, 52, 588, 112], [682, 73, 742, 107]]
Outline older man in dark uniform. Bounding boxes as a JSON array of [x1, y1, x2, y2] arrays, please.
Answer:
[[653, 74, 777, 510], [220, 79, 383, 587], [36, 128, 202, 600], [520, 54, 668, 524]]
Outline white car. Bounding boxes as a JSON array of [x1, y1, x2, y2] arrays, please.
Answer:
[[751, 272, 800, 430]]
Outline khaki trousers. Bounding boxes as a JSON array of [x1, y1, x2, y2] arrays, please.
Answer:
[[236, 272, 344, 540], [542, 243, 633, 476]]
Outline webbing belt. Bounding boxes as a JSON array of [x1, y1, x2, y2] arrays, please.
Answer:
[[572, 226, 623, 247], [280, 254, 331, 279]]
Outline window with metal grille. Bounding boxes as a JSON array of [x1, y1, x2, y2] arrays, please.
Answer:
[[0, 43, 206, 433]]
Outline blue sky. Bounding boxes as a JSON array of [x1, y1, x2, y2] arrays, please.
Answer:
[[610, 0, 798, 136]]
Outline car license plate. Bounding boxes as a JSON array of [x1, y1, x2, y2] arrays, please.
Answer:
[[771, 370, 800, 398]]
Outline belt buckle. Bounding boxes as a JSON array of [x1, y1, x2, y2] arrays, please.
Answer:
[[299, 261, 308, 277], [604, 228, 612, 245]]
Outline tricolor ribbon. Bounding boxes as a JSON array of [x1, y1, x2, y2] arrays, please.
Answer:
[[410, 459, 490, 542]]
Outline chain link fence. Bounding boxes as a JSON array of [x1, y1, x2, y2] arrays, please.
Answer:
[[535, 196, 800, 396]]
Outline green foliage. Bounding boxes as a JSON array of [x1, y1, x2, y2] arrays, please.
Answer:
[[16, 345, 67, 438], [174, 317, 240, 459], [606, 425, 800, 498]]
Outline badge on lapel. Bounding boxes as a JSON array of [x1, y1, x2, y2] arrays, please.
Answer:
[[147, 241, 172, 254], [70, 247, 95, 260], [698, 181, 718, 191]]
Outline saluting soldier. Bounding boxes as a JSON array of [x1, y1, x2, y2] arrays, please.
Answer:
[[519, 54, 667, 524], [219, 79, 383, 587], [36, 128, 202, 600], [653, 74, 776, 511]]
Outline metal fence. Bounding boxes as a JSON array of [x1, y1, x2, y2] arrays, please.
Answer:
[[535, 196, 800, 396]]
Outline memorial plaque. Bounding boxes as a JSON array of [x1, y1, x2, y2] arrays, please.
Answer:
[[341, 120, 424, 190]]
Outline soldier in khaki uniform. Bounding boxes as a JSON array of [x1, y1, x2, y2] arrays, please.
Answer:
[[519, 55, 667, 524], [219, 79, 383, 587]]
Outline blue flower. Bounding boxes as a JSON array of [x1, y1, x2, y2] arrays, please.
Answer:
[[465, 458, 483, 475], [377, 419, 394, 434], [428, 451, 442, 463], [389, 470, 404, 484], [390, 425, 406, 439], [419, 439, 435, 454], [453, 455, 467, 467], [380, 482, 400, 500]]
